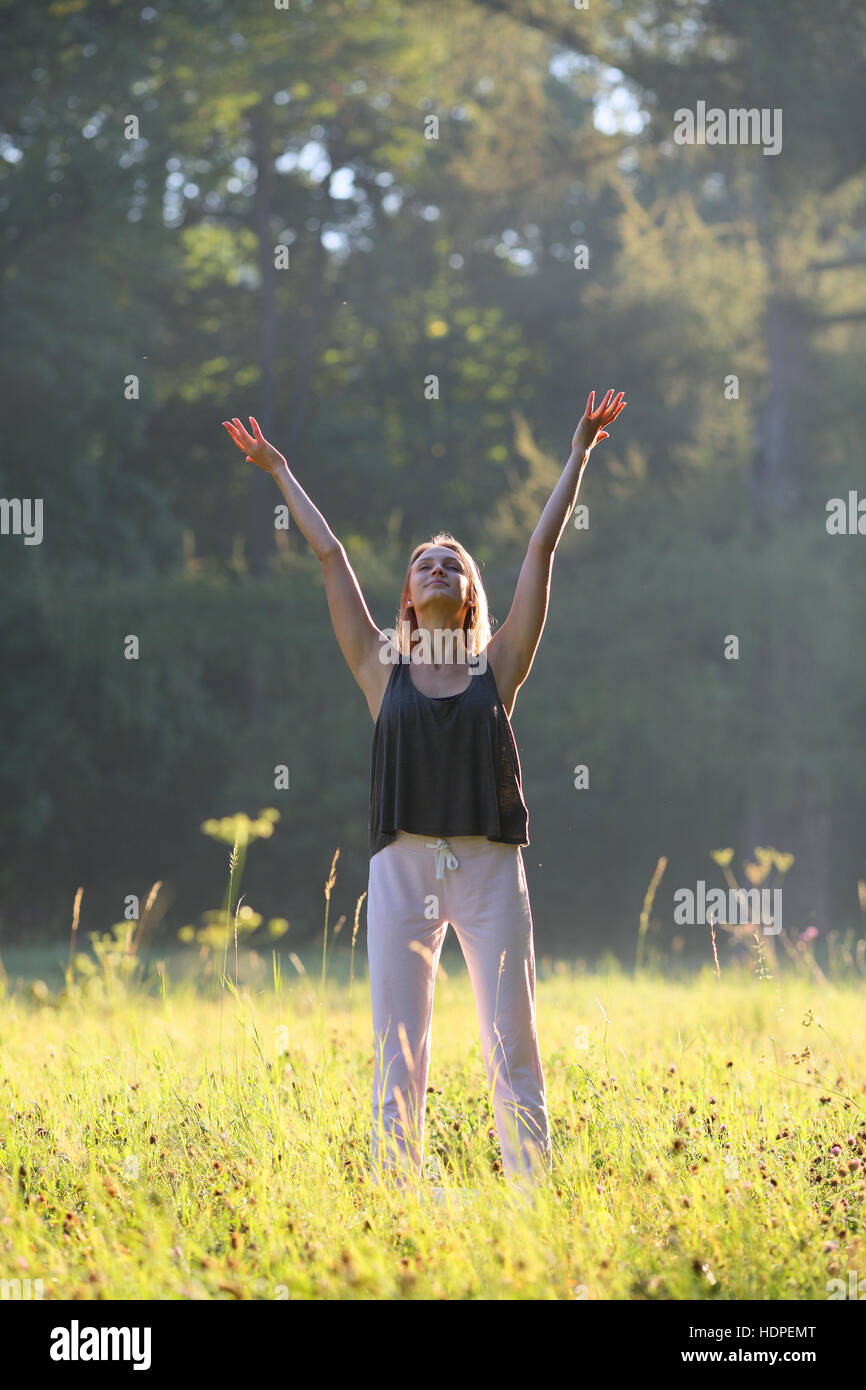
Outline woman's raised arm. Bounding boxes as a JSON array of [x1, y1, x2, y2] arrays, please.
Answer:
[[532, 388, 626, 553], [223, 416, 341, 560], [223, 417, 384, 702], [487, 388, 626, 710]]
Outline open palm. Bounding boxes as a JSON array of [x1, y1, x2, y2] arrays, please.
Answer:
[[572, 388, 626, 455], [222, 416, 284, 474]]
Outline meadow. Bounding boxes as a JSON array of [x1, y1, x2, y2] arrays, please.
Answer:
[[1, 915, 864, 1301]]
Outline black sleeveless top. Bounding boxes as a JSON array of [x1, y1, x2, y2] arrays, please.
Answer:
[[369, 655, 530, 857]]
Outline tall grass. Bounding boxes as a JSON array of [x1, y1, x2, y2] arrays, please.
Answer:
[[1, 951, 864, 1298], [1, 830, 863, 1299]]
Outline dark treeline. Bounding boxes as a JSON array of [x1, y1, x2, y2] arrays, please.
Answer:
[[1, 0, 864, 961]]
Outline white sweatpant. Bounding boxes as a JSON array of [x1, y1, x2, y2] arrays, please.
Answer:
[[366, 831, 552, 1190]]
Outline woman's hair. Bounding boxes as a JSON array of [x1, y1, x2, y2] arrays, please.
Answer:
[[394, 532, 492, 660]]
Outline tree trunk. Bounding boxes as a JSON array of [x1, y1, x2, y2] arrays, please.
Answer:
[[246, 99, 277, 724], [743, 287, 830, 932], [250, 98, 277, 577]]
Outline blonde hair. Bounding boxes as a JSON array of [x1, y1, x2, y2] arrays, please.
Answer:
[[394, 532, 492, 660]]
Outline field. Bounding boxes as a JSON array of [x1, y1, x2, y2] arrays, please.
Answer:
[[1, 926, 864, 1302]]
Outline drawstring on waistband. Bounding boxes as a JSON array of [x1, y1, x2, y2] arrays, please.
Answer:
[[425, 837, 460, 879]]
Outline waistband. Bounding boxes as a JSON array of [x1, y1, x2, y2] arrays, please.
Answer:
[[389, 831, 512, 853], [387, 831, 517, 878]]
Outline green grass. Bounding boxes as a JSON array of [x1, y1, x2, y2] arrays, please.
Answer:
[[0, 943, 864, 1300]]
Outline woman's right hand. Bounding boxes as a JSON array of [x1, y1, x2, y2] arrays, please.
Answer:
[[222, 416, 285, 475]]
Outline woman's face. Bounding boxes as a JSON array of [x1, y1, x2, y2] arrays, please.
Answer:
[[407, 546, 471, 622]]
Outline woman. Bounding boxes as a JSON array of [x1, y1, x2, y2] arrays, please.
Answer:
[[222, 388, 626, 1198]]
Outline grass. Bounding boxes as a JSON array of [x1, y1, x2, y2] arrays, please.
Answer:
[[0, 944, 864, 1300]]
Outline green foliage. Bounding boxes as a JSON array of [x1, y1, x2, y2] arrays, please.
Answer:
[[0, 0, 864, 946]]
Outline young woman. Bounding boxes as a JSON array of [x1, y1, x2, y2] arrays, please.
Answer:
[[222, 388, 626, 1198]]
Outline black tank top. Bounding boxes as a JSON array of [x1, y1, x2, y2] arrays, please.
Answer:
[[369, 655, 530, 857]]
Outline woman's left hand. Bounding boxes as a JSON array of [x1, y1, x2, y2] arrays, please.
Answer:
[[572, 388, 626, 456]]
